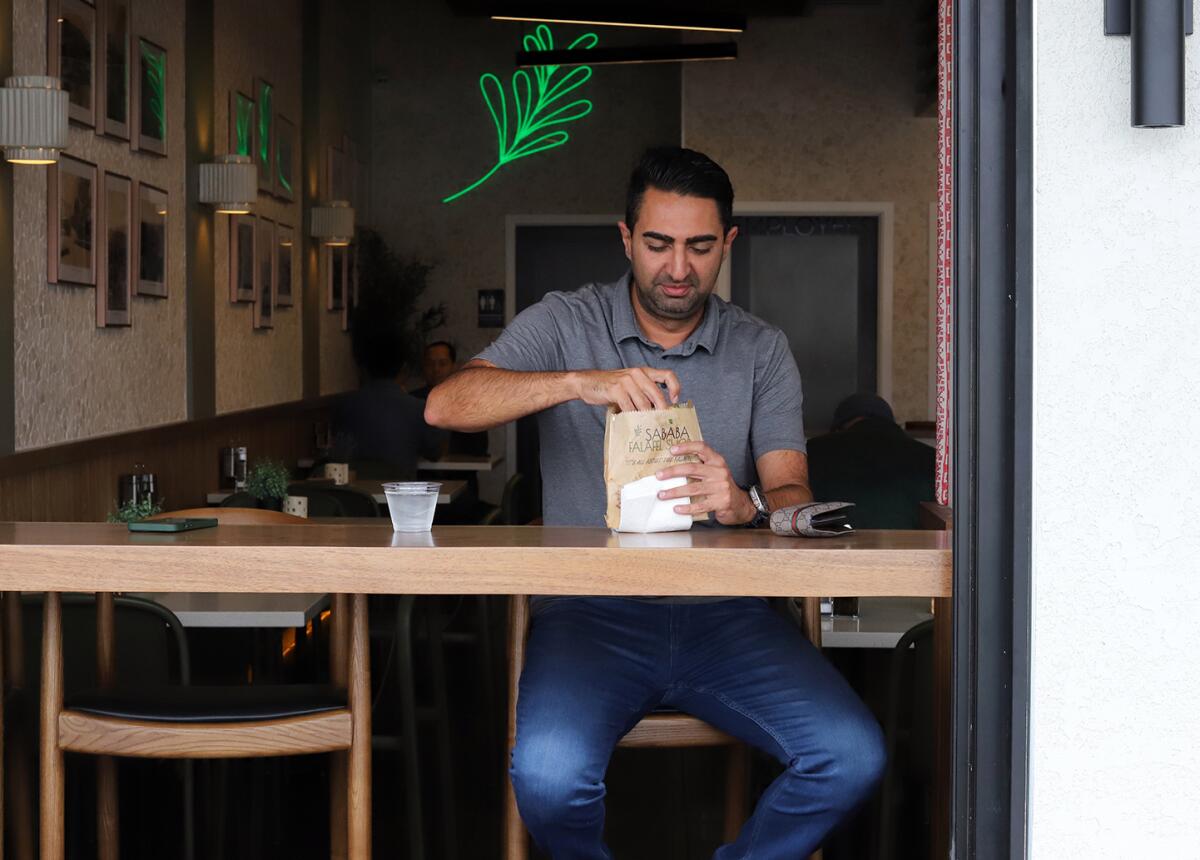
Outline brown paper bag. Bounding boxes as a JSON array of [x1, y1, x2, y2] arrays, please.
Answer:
[[603, 402, 705, 529]]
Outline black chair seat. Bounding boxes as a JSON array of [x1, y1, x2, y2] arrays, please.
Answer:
[[66, 684, 347, 723]]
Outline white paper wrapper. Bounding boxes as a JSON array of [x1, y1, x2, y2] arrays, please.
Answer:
[[616, 475, 693, 534]]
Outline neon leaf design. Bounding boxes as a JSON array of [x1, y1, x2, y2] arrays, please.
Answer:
[[141, 42, 166, 140], [258, 83, 273, 167], [443, 26, 596, 203], [235, 97, 253, 157]]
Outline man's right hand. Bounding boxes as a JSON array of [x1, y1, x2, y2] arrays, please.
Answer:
[[570, 367, 681, 412]]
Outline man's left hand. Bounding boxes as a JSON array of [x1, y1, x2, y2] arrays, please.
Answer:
[[655, 441, 756, 526]]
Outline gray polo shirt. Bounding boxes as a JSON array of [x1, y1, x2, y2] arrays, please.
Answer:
[[476, 274, 806, 528]]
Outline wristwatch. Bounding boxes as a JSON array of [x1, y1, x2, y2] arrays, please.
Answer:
[[745, 484, 770, 528]]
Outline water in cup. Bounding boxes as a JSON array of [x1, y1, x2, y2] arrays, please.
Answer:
[[383, 482, 441, 532]]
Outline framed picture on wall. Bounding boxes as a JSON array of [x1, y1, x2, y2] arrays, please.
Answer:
[[134, 182, 167, 297], [229, 90, 254, 159], [275, 224, 294, 307], [229, 214, 256, 303], [133, 37, 167, 155], [97, 171, 132, 327], [48, 0, 97, 127], [47, 154, 98, 286], [254, 77, 274, 194], [275, 115, 297, 201], [327, 245, 345, 311], [97, 0, 130, 139], [253, 217, 275, 329]]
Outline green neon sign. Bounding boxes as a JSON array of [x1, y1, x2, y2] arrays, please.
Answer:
[[443, 26, 597, 203]]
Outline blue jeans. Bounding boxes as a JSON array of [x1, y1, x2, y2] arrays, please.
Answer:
[[510, 597, 885, 859]]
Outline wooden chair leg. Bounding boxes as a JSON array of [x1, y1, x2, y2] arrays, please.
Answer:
[[40, 593, 64, 860], [96, 593, 119, 860], [347, 594, 371, 860], [503, 596, 530, 860], [722, 744, 750, 844]]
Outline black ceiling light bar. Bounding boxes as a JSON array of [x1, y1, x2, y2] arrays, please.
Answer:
[[516, 42, 738, 67], [493, 6, 746, 33]]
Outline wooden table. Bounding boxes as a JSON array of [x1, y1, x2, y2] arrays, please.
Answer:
[[0, 524, 950, 596], [418, 454, 503, 472], [206, 480, 467, 507], [131, 592, 330, 628], [0, 523, 952, 858]]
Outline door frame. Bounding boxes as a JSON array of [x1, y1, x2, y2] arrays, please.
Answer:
[[950, 0, 1033, 857]]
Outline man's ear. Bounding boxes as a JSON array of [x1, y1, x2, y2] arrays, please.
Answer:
[[722, 225, 739, 260], [618, 221, 634, 261]]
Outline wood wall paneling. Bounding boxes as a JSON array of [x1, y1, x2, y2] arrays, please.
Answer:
[[0, 399, 332, 522]]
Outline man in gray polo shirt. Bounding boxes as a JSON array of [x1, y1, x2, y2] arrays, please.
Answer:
[[426, 147, 884, 858]]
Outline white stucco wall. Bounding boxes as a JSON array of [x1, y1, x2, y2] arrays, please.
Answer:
[[1031, 2, 1200, 856]]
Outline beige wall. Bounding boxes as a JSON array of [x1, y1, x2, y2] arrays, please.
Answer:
[[12, 0, 187, 449], [213, 0, 304, 414], [682, 2, 937, 425]]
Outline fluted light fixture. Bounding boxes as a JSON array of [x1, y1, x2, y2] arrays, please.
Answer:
[[0, 76, 69, 164], [310, 200, 355, 246], [198, 154, 257, 214]]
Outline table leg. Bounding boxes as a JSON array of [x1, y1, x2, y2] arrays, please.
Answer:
[[40, 593, 64, 860], [932, 597, 952, 860], [96, 593, 118, 860]]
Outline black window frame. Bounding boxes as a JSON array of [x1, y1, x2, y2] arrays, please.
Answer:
[[951, 0, 1033, 858]]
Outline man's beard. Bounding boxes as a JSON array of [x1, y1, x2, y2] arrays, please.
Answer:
[[632, 272, 707, 321]]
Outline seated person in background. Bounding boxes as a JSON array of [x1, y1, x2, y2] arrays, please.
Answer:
[[805, 393, 935, 529], [411, 341, 489, 457], [330, 313, 446, 480]]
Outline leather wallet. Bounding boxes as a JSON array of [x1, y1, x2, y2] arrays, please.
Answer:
[[769, 501, 856, 538]]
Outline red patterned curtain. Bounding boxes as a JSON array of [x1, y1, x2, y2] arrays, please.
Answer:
[[934, 0, 953, 506]]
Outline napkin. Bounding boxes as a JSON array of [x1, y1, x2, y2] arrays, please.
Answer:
[[616, 475, 693, 533]]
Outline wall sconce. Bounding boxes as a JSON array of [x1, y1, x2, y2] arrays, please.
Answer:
[[310, 200, 355, 246], [1106, 0, 1193, 128], [198, 154, 257, 214], [0, 76, 69, 164]]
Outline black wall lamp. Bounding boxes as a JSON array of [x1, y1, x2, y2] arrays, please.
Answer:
[[1106, 0, 1193, 127]]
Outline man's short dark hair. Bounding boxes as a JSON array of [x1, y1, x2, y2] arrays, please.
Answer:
[[625, 147, 734, 234], [424, 340, 456, 363]]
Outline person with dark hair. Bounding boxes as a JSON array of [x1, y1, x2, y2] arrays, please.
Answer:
[[330, 301, 446, 478], [411, 341, 489, 457], [426, 146, 884, 857], [806, 393, 935, 529]]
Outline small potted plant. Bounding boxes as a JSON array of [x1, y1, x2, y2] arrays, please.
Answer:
[[107, 497, 163, 524], [245, 459, 291, 511]]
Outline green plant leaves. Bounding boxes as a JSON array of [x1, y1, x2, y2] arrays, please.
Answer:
[[443, 26, 597, 203]]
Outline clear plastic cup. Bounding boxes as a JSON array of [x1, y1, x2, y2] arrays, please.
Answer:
[[382, 482, 441, 532]]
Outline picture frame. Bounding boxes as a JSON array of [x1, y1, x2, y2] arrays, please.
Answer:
[[97, 0, 130, 139], [97, 171, 132, 327], [254, 78, 274, 194], [274, 115, 297, 202], [229, 90, 255, 159], [327, 245, 345, 311], [133, 37, 167, 155], [49, 0, 97, 127], [229, 213, 256, 303], [275, 224, 294, 307], [253, 217, 275, 329], [47, 154, 98, 286], [134, 182, 167, 298]]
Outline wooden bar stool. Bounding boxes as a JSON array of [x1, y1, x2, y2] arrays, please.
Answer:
[[38, 508, 372, 860], [502, 595, 824, 858]]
